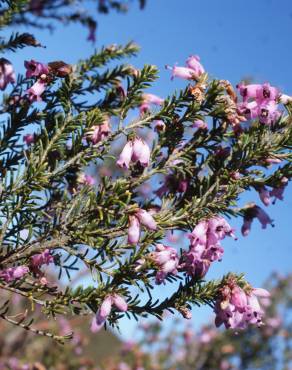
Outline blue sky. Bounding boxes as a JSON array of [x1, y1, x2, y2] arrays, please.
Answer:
[[4, 0, 292, 338]]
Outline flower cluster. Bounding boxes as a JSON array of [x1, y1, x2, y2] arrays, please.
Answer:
[[236, 82, 281, 125], [0, 266, 29, 282], [149, 244, 179, 284], [25, 59, 50, 102], [214, 277, 270, 330], [0, 58, 72, 103], [0, 250, 54, 285], [181, 217, 236, 277]]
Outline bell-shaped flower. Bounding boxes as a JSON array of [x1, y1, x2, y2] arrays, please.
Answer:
[[214, 279, 269, 330], [166, 65, 197, 80], [117, 141, 134, 169], [241, 204, 273, 236], [270, 177, 288, 203], [237, 83, 262, 102], [91, 294, 128, 333], [258, 186, 271, 206], [258, 100, 280, 125], [117, 138, 151, 169], [241, 218, 252, 237], [86, 118, 110, 144], [26, 79, 47, 102], [24, 59, 49, 78], [128, 215, 141, 245], [140, 93, 164, 113], [256, 83, 279, 103], [112, 294, 128, 312], [0, 58, 16, 90], [30, 249, 54, 268], [188, 220, 208, 246], [135, 209, 157, 230], [237, 101, 259, 120], [132, 138, 151, 167], [185, 55, 205, 78], [150, 244, 179, 284]]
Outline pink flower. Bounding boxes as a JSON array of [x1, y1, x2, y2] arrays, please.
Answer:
[[193, 119, 208, 130], [26, 79, 47, 102], [188, 220, 208, 245], [186, 55, 205, 77], [198, 327, 217, 344], [241, 204, 274, 236], [86, 119, 110, 144], [230, 286, 248, 312], [128, 215, 140, 245], [24, 59, 49, 78], [183, 328, 194, 345], [0, 266, 29, 282], [128, 209, 157, 245], [132, 138, 151, 167], [255, 206, 274, 229], [78, 173, 95, 186], [30, 249, 53, 267], [117, 138, 151, 169], [252, 287, 270, 298], [150, 244, 179, 284], [183, 217, 235, 277], [258, 186, 271, 206], [237, 83, 262, 102], [112, 294, 128, 312], [207, 216, 236, 241], [258, 100, 280, 125], [142, 93, 164, 105], [214, 279, 269, 330], [256, 83, 279, 103], [91, 294, 128, 333], [117, 141, 134, 169], [140, 93, 164, 114], [166, 65, 197, 80], [266, 316, 281, 329], [23, 133, 35, 145], [241, 218, 252, 236], [97, 299, 111, 322], [270, 177, 288, 203], [135, 209, 157, 230], [0, 58, 16, 90], [237, 101, 259, 120]]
